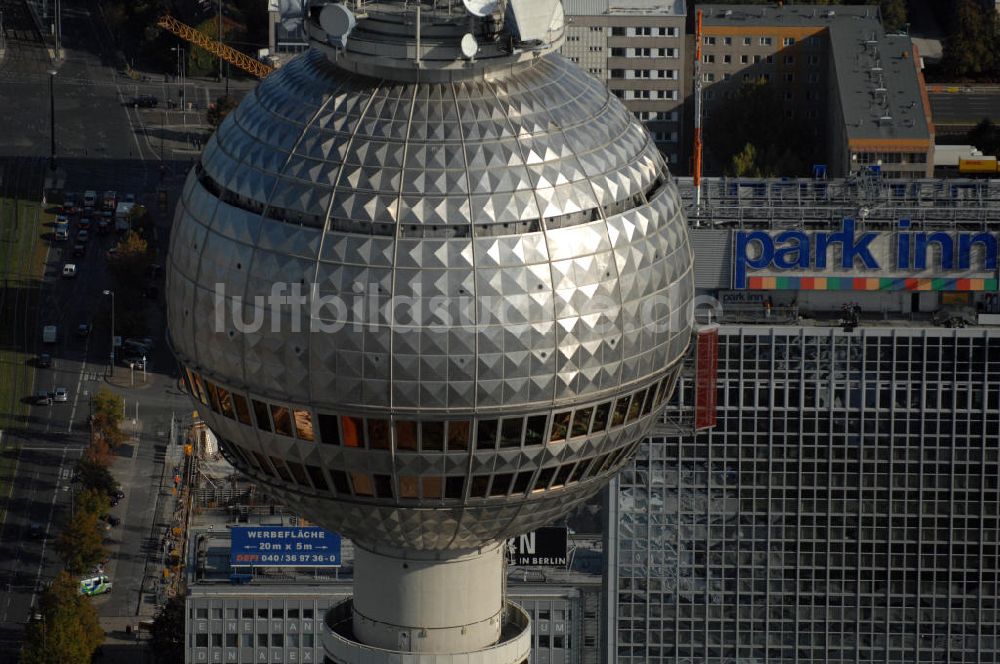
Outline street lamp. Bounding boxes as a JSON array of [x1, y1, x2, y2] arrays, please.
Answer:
[[103, 290, 115, 377], [48, 69, 57, 171], [171, 46, 185, 110]]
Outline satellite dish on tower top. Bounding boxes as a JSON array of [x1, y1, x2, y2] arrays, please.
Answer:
[[462, 0, 499, 18], [461, 33, 479, 59], [319, 3, 356, 46]]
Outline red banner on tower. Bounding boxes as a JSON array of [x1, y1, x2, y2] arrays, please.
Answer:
[[694, 326, 719, 429]]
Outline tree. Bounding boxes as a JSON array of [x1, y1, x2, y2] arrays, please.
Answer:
[[208, 95, 239, 128], [150, 595, 186, 664], [56, 509, 107, 575], [879, 0, 907, 33], [968, 118, 1000, 156], [21, 572, 104, 664], [75, 488, 111, 519], [729, 143, 763, 177], [941, 0, 999, 79], [82, 436, 114, 468], [76, 456, 119, 496], [705, 79, 815, 177], [108, 231, 152, 286], [92, 388, 127, 448]]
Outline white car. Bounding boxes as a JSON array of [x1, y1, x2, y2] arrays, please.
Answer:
[[62, 264, 77, 278], [53, 387, 68, 402]]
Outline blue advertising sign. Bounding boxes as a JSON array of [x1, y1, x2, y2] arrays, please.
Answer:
[[733, 218, 999, 290], [230, 527, 341, 567]]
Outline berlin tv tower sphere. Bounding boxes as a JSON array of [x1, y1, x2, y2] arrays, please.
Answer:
[[165, 0, 694, 554]]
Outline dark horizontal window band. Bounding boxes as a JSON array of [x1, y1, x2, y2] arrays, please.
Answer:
[[193, 161, 670, 238]]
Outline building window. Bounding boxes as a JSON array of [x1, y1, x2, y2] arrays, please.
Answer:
[[743, 37, 751, 45], [766, 55, 774, 64], [634, 47, 650, 57], [809, 54, 820, 65], [760, 37, 772, 46], [723, 54, 732, 63], [703, 72, 715, 82], [611, 47, 625, 57], [611, 26, 625, 36], [723, 36, 732, 45], [610, 69, 624, 79], [784, 73, 794, 82], [753, 55, 762, 63], [703, 36, 716, 45], [702, 54, 714, 63], [783, 37, 795, 46], [808, 72, 820, 83], [784, 55, 795, 64], [740, 54, 749, 64]]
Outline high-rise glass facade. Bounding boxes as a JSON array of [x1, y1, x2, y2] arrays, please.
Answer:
[[607, 326, 1000, 663]]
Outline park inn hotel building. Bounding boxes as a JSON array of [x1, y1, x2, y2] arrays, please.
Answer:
[[605, 178, 1000, 663]]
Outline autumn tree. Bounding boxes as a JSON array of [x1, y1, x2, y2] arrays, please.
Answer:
[[941, 0, 1000, 79], [91, 388, 127, 448], [56, 509, 107, 575], [75, 456, 119, 497], [21, 571, 104, 664], [150, 595, 186, 664], [208, 95, 239, 128]]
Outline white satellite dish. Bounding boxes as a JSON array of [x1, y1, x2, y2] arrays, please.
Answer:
[[462, 0, 499, 18], [460, 33, 479, 59], [319, 3, 356, 41]]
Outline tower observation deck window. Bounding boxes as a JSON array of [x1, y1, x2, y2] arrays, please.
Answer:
[[592, 402, 611, 432], [445, 477, 465, 499], [525, 415, 547, 445], [252, 399, 272, 432], [233, 394, 252, 425], [476, 419, 499, 450], [572, 408, 594, 437], [422, 421, 445, 451], [397, 420, 418, 450], [270, 405, 293, 437], [342, 416, 363, 447], [367, 418, 390, 449], [318, 413, 341, 445], [447, 421, 471, 451], [351, 472, 374, 497], [612, 397, 630, 426], [500, 418, 524, 448], [421, 476, 443, 499], [399, 476, 419, 498], [217, 387, 235, 419], [294, 410, 315, 441], [551, 412, 571, 442], [306, 465, 329, 491]]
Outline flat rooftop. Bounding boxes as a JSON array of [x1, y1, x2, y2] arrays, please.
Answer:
[[563, 0, 685, 16]]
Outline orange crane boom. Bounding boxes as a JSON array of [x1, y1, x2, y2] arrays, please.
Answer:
[[156, 15, 274, 79]]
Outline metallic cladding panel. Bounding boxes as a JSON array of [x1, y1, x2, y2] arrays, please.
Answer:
[[688, 228, 731, 289], [166, 46, 694, 550]]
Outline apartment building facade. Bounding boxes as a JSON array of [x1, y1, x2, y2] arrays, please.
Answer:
[[561, 0, 687, 169], [696, 4, 934, 178]]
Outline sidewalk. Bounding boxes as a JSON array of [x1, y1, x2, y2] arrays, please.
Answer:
[[94, 617, 153, 664]]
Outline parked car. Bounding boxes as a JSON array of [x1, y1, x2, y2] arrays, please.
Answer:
[[35, 390, 52, 406], [123, 193, 136, 204], [77, 229, 89, 243], [102, 514, 121, 527], [129, 95, 157, 108], [109, 489, 125, 500], [28, 523, 45, 539], [77, 323, 91, 337], [73, 243, 86, 257], [106, 247, 119, 260], [61, 194, 78, 214], [52, 387, 68, 403], [97, 219, 111, 235], [37, 353, 52, 368], [79, 575, 112, 596], [122, 356, 146, 370], [61, 264, 76, 278]]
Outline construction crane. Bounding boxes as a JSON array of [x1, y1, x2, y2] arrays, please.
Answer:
[[156, 15, 274, 79]]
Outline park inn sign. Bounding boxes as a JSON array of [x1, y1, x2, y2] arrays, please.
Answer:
[[733, 219, 1000, 291]]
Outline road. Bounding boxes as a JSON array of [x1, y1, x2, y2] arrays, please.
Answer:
[[928, 88, 1000, 130], [0, 0, 200, 656]]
